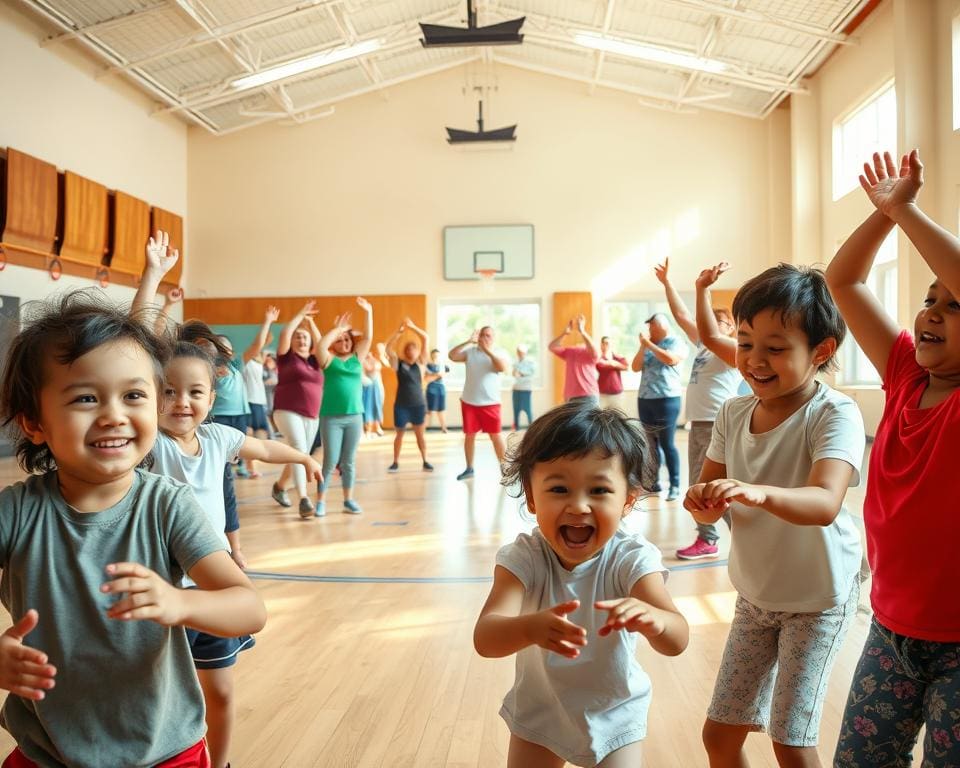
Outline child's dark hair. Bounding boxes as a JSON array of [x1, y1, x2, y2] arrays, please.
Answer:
[[168, 340, 218, 385], [502, 401, 652, 495], [0, 291, 168, 473], [732, 263, 846, 372], [179, 320, 232, 365]]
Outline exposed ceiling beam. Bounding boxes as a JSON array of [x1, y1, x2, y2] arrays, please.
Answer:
[[168, 0, 257, 75], [16, 0, 219, 133], [492, 52, 762, 119], [589, 0, 617, 94], [652, 0, 854, 44], [326, 3, 385, 94], [40, 3, 169, 45]]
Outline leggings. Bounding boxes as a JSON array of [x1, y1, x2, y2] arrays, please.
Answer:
[[320, 413, 364, 492], [272, 409, 320, 497], [512, 390, 533, 429], [834, 618, 960, 767], [637, 396, 682, 489]]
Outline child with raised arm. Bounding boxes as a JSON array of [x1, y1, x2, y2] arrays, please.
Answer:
[[827, 150, 960, 767], [0, 293, 266, 768], [684, 264, 866, 767], [653, 257, 742, 559], [152, 338, 321, 768], [475, 402, 689, 768]]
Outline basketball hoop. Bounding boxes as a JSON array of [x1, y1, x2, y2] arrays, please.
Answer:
[[477, 268, 497, 294]]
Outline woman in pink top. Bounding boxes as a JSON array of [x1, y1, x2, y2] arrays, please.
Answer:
[[548, 314, 600, 404], [596, 336, 629, 409], [271, 301, 325, 515], [827, 150, 960, 767]]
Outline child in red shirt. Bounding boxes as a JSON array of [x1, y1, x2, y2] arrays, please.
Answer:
[[827, 149, 960, 766]]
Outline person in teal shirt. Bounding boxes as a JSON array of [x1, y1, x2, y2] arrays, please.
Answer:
[[314, 297, 373, 517]]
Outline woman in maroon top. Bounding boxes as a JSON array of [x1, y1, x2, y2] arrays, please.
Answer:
[[596, 335, 629, 409], [271, 301, 325, 517]]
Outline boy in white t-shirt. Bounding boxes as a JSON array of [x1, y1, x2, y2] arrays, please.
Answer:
[[684, 264, 865, 766]]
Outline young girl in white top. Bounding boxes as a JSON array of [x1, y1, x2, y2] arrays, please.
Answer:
[[152, 340, 322, 768], [684, 264, 866, 767], [475, 401, 689, 767]]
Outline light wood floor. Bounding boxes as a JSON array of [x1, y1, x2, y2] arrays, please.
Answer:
[[0, 429, 917, 767]]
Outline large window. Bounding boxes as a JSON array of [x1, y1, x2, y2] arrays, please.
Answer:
[[437, 301, 541, 389], [602, 298, 696, 390], [832, 82, 896, 201], [839, 230, 898, 386]]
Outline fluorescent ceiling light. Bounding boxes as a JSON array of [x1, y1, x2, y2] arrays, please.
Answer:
[[574, 32, 728, 75], [230, 40, 382, 90]]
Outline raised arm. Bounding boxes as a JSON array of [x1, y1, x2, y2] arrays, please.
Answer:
[[244, 306, 280, 363], [479, 336, 509, 372], [132, 230, 179, 317], [385, 322, 405, 370], [695, 264, 737, 368], [549, 321, 572, 354], [316, 313, 352, 369], [354, 297, 373, 359], [277, 301, 317, 356], [577, 314, 598, 358], [655, 258, 698, 342], [639, 334, 684, 367], [449, 330, 479, 363], [405, 318, 430, 365]]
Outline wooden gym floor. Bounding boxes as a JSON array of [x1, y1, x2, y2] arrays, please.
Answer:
[[0, 428, 918, 767]]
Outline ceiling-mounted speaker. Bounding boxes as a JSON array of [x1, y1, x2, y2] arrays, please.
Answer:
[[446, 101, 516, 144], [421, 0, 524, 47]]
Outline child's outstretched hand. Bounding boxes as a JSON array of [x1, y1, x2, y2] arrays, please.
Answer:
[[595, 598, 664, 639], [692, 478, 767, 511], [860, 149, 923, 217], [102, 562, 184, 626], [696, 262, 730, 289], [144, 230, 179, 277], [0, 610, 56, 700], [527, 599, 588, 659]]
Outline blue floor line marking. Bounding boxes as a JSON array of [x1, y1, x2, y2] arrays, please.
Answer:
[[246, 559, 727, 584]]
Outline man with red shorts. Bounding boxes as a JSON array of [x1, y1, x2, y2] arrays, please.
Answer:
[[448, 326, 508, 480]]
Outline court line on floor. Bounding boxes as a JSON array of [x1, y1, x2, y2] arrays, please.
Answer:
[[246, 559, 728, 585]]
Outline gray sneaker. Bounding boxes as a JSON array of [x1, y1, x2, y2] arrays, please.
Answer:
[[271, 482, 291, 508], [298, 497, 315, 519]]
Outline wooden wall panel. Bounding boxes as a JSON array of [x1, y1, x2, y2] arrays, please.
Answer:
[[1, 148, 58, 254], [110, 192, 150, 277], [60, 171, 108, 267], [183, 294, 428, 429], [151, 207, 183, 285], [552, 292, 593, 407], [711, 289, 738, 314]]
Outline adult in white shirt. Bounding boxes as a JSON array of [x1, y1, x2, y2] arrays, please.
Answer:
[[449, 326, 509, 480]]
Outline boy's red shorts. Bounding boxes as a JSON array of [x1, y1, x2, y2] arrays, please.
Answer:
[[3, 740, 209, 768]]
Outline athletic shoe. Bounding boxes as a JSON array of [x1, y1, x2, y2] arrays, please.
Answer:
[[235, 466, 251, 479], [271, 482, 291, 508], [422, 462, 434, 472], [343, 499, 362, 515], [676, 537, 719, 560], [387, 463, 400, 473], [314, 501, 326, 518], [456, 467, 475, 481], [298, 497, 315, 519], [649, 483, 663, 493], [666, 486, 680, 501]]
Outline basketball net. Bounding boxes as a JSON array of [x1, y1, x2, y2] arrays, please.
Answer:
[[477, 269, 497, 294]]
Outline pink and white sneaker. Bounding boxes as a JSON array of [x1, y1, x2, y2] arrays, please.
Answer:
[[676, 537, 719, 560]]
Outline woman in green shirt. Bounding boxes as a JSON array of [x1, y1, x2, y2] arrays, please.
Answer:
[[315, 297, 372, 516]]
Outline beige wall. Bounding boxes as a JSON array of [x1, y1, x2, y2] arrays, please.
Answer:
[[0, 4, 188, 306], [188, 65, 782, 419]]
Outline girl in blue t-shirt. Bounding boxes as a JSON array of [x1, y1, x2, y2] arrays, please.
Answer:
[[474, 401, 689, 767]]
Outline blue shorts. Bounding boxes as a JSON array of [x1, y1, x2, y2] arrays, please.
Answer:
[[213, 413, 248, 433], [247, 403, 269, 432], [426, 388, 446, 412], [394, 404, 426, 427], [187, 629, 255, 670]]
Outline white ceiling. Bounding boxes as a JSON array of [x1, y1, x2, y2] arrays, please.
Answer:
[[19, 0, 873, 134]]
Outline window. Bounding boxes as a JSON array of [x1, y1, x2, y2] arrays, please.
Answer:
[[839, 230, 898, 385], [437, 301, 541, 389], [602, 298, 696, 390], [832, 82, 896, 201]]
